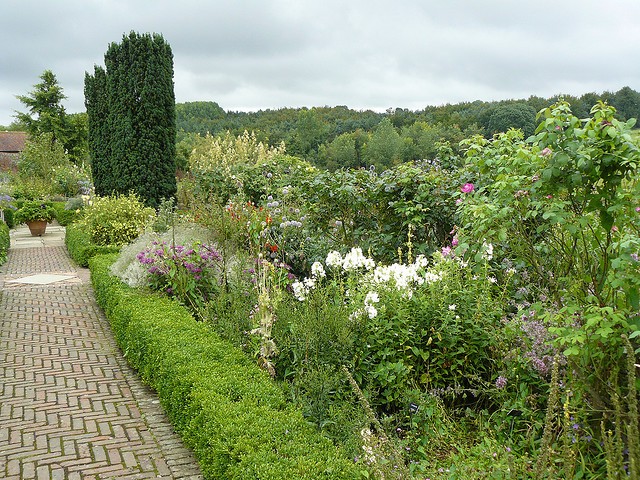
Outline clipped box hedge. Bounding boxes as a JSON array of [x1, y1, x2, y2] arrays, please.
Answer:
[[89, 254, 361, 480], [65, 223, 120, 267]]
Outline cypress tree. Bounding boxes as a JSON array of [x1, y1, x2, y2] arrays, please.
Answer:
[[85, 31, 176, 207], [84, 66, 112, 195]]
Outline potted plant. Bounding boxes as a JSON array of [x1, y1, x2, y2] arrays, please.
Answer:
[[14, 201, 56, 236]]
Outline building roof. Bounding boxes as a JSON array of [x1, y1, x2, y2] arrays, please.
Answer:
[[0, 131, 28, 152]]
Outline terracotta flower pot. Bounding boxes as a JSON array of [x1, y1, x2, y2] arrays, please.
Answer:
[[27, 220, 47, 236]]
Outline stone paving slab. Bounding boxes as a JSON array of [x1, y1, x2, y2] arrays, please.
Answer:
[[1, 226, 203, 479], [9, 223, 66, 250]]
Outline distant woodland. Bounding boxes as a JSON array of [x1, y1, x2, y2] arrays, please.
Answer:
[[176, 86, 640, 170]]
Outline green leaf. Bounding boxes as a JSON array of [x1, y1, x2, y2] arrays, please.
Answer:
[[628, 287, 640, 311], [599, 209, 614, 232]]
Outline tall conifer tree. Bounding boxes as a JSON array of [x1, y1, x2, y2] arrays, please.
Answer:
[[84, 66, 111, 195], [85, 32, 176, 207]]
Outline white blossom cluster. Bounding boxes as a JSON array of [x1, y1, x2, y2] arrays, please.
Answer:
[[292, 248, 446, 323], [371, 254, 434, 293]]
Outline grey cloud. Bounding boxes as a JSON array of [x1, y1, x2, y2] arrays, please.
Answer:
[[2, 0, 640, 125]]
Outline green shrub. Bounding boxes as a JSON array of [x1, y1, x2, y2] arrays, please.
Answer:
[[0, 221, 9, 265], [89, 254, 360, 479], [52, 201, 83, 226], [3, 208, 15, 228], [65, 223, 120, 267], [79, 193, 154, 246]]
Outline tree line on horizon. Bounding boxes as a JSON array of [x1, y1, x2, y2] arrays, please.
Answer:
[[175, 85, 640, 170], [6, 69, 639, 174]]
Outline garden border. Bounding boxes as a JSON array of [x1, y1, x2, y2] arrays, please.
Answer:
[[89, 254, 360, 479]]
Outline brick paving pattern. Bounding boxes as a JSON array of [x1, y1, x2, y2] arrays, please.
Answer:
[[0, 239, 203, 479]]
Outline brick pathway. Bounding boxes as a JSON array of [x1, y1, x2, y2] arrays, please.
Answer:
[[0, 230, 203, 479]]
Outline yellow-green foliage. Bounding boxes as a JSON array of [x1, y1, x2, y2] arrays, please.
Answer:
[[79, 193, 154, 246], [189, 130, 286, 174]]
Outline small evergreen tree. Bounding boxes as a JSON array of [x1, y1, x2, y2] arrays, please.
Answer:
[[85, 32, 177, 207], [15, 70, 68, 143]]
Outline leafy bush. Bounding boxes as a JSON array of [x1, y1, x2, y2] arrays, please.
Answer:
[[51, 200, 83, 226], [89, 254, 360, 479], [65, 223, 120, 267], [79, 193, 154, 246], [452, 101, 640, 476], [0, 221, 9, 265], [0, 193, 16, 228]]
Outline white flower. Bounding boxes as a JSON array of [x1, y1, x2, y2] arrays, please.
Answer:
[[325, 250, 343, 268], [364, 291, 379, 305], [415, 255, 429, 268], [449, 304, 456, 311], [424, 271, 443, 283], [292, 281, 306, 301], [342, 247, 374, 271], [364, 304, 378, 319], [311, 261, 326, 278], [482, 241, 494, 261], [303, 277, 316, 289]]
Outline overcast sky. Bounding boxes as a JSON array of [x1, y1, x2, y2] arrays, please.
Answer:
[[2, 0, 640, 127]]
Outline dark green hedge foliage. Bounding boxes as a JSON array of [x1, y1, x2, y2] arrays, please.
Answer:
[[3, 208, 14, 228], [89, 254, 361, 480], [0, 221, 9, 265], [65, 223, 120, 267]]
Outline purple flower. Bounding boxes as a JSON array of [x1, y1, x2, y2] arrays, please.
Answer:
[[495, 376, 507, 389], [460, 183, 475, 194]]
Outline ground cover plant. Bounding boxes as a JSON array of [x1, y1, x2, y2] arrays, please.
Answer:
[[93, 101, 639, 479]]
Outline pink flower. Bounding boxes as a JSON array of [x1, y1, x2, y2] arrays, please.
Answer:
[[540, 147, 552, 157], [441, 246, 452, 257], [455, 198, 463, 206], [451, 236, 459, 247], [546, 195, 553, 199], [460, 183, 475, 194], [636, 207, 640, 213]]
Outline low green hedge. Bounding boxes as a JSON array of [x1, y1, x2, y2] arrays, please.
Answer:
[[65, 224, 120, 267], [89, 254, 361, 480], [0, 221, 9, 265]]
